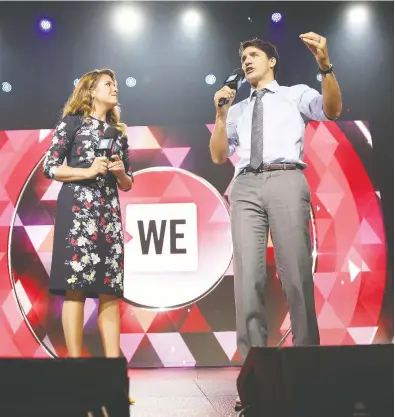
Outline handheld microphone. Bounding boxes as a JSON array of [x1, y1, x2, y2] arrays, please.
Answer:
[[95, 126, 119, 158], [218, 68, 245, 108]]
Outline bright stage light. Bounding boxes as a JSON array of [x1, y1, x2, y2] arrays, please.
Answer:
[[182, 10, 202, 28], [126, 77, 137, 87], [316, 73, 322, 82], [39, 18, 52, 32], [114, 7, 144, 34], [271, 13, 282, 23], [347, 5, 368, 24], [2, 82, 12, 92], [205, 74, 216, 85]]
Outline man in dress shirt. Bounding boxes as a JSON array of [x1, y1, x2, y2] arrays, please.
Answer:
[[209, 33, 342, 386]]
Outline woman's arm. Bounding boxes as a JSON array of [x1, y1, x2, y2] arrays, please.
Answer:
[[52, 165, 91, 182], [43, 115, 86, 182], [43, 115, 107, 182], [108, 136, 134, 191]]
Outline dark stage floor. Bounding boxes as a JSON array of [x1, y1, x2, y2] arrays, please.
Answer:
[[128, 367, 240, 417]]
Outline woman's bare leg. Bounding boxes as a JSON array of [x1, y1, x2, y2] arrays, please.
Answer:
[[98, 294, 121, 357], [62, 290, 86, 357]]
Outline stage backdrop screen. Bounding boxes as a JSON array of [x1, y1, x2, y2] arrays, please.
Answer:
[[0, 120, 387, 366]]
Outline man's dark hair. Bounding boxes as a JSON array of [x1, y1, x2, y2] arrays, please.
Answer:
[[239, 39, 280, 78]]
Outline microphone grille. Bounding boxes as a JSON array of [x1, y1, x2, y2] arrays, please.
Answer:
[[104, 126, 119, 139], [233, 68, 245, 77]]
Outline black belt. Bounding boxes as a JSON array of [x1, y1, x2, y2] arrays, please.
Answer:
[[240, 163, 299, 175]]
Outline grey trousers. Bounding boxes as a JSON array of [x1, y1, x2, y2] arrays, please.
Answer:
[[229, 169, 320, 359]]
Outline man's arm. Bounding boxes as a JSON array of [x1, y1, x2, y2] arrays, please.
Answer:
[[321, 70, 342, 120], [210, 111, 238, 164], [210, 115, 229, 164], [210, 86, 237, 164], [300, 32, 342, 120]]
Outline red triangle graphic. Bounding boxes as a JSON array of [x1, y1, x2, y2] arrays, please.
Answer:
[[0, 201, 9, 217], [119, 302, 145, 333], [315, 219, 333, 245], [348, 302, 377, 327], [319, 329, 347, 345], [162, 173, 192, 199], [232, 349, 243, 363], [124, 230, 133, 243], [167, 306, 190, 330], [318, 302, 345, 329], [309, 123, 339, 167], [147, 311, 178, 333], [312, 194, 333, 219], [313, 285, 326, 315], [314, 273, 337, 300], [0, 131, 8, 151], [315, 192, 344, 216], [341, 332, 356, 345], [36, 228, 54, 252], [208, 202, 228, 223], [128, 334, 163, 367], [162, 147, 191, 168], [358, 272, 385, 315], [179, 305, 211, 333], [316, 168, 345, 195], [206, 124, 215, 134], [356, 219, 382, 245]]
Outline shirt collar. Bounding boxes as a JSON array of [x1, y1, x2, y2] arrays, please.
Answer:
[[249, 80, 280, 100]]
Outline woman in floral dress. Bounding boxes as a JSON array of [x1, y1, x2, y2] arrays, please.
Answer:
[[43, 69, 134, 401]]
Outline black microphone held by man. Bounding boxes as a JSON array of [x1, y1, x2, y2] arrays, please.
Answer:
[[217, 68, 245, 107]]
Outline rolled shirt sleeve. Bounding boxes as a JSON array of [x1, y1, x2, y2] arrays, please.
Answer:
[[226, 106, 239, 157], [297, 85, 334, 122]]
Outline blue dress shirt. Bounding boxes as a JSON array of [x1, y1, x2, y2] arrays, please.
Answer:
[[226, 80, 330, 176]]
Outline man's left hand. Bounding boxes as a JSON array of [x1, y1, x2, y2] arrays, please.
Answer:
[[299, 32, 331, 70]]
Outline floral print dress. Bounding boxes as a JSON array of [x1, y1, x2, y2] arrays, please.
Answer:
[[43, 114, 133, 298]]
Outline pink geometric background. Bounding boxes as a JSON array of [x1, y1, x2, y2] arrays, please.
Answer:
[[0, 121, 388, 365]]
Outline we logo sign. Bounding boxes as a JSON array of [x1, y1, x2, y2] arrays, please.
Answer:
[[125, 203, 198, 272], [121, 168, 232, 309]]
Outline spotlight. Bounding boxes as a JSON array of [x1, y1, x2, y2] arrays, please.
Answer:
[[2, 82, 12, 92], [126, 77, 137, 87], [182, 10, 202, 28], [114, 7, 144, 34], [316, 73, 322, 82], [39, 18, 52, 32], [73, 79, 79, 87], [205, 74, 216, 85], [347, 5, 368, 24], [271, 13, 282, 23]]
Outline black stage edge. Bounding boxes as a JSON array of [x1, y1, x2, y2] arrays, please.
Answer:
[[237, 344, 394, 417], [0, 357, 129, 417]]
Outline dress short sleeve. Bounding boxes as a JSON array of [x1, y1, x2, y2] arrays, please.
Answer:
[[43, 115, 81, 179], [120, 135, 133, 188]]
